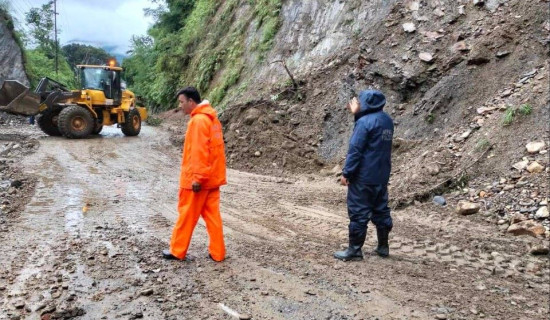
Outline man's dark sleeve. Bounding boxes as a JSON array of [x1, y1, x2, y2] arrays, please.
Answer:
[[342, 121, 369, 179]]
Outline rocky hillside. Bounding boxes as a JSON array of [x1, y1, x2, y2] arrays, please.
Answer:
[[157, 0, 549, 239], [0, 8, 28, 86]]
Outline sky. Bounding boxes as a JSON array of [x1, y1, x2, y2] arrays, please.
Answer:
[[7, 0, 158, 56]]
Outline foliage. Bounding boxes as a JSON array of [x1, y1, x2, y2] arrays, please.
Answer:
[[123, 0, 283, 111], [502, 104, 533, 126], [475, 138, 491, 152], [25, 1, 55, 55], [25, 49, 77, 89], [145, 116, 163, 126], [62, 44, 112, 69]]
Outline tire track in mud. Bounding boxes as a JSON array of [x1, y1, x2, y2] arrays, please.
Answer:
[[0, 125, 548, 319]]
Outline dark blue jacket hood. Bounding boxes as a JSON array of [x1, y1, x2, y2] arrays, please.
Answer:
[[355, 90, 386, 121]]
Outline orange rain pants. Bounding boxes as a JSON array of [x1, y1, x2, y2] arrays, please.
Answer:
[[170, 188, 225, 261]]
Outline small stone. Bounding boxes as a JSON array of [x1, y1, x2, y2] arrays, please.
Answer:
[[13, 300, 25, 309], [140, 288, 154, 296], [460, 129, 472, 140], [496, 51, 510, 58], [254, 151, 261, 157], [527, 161, 544, 173], [433, 196, 446, 206], [473, 0, 484, 6], [453, 41, 470, 52], [526, 141, 545, 154], [426, 163, 440, 176], [510, 213, 527, 224], [457, 201, 481, 215], [501, 89, 513, 97], [530, 245, 550, 255], [512, 160, 529, 171], [535, 206, 549, 219], [403, 22, 416, 33], [10, 180, 23, 188], [419, 52, 434, 63], [507, 220, 546, 237], [435, 314, 447, 320]]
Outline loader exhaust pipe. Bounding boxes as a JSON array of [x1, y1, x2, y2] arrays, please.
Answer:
[[0, 80, 40, 116]]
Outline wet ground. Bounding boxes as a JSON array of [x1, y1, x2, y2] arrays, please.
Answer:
[[0, 125, 548, 319]]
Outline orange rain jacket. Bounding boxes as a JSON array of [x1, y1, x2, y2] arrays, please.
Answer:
[[180, 101, 227, 190]]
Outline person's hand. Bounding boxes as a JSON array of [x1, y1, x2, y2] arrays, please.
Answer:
[[192, 182, 202, 193], [347, 97, 360, 114], [340, 177, 349, 186]]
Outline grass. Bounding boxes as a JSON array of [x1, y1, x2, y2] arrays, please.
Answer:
[[475, 138, 491, 152], [145, 117, 163, 126], [502, 104, 533, 126], [425, 112, 435, 124]]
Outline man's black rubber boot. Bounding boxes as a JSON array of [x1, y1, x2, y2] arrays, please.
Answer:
[[374, 228, 390, 257], [162, 249, 185, 260], [334, 244, 363, 261]]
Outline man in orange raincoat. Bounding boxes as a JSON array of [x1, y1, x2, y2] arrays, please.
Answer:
[[163, 87, 227, 262]]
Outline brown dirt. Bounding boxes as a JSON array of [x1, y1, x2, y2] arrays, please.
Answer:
[[0, 123, 548, 319]]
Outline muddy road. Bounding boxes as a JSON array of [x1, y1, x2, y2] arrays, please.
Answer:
[[0, 125, 548, 320]]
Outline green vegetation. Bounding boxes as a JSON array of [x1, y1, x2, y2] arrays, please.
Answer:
[[145, 116, 163, 126], [502, 104, 533, 126], [123, 0, 283, 112], [475, 138, 491, 152], [62, 44, 112, 69], [425, 112, 435, 124]]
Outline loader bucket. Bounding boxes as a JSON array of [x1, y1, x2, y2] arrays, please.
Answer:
[[0, 80, 40, 116]]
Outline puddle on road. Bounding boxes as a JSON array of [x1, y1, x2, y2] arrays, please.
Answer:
[[64, 187, 86, 235]]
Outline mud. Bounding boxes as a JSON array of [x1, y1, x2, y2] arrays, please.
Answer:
[[0, 124, 548, 319]]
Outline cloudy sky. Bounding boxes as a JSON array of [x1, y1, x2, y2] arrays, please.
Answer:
[[7, 0, 157, 56]]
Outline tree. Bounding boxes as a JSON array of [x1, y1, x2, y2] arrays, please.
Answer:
[[25, 1, 55, 55], [62, 44, 112, 69]]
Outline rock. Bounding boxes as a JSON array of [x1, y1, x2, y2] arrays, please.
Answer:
[[457, 201, 481, 215], [530, 245, 550, 255], [140, 288, 154, 296], [535, 206, 549, 219], [254, 151, 261, 157], [467, 46, 491, 65], [476, 106, 496, 115], [507, 220, 546, 237], [10, 180, 22, 188], [243, 108, 261, 125], [426, 163, 440, 176], [527, 161, 544, 173], [510, 213, 527, 224], [501, 89, 513, 97], [526, 141, 545, 154], [403, 22, 416, 33], [433, 8, 445, 17], [7, 187, 16, 195], [433, 196, 446, 206], [473, 0, 485, 6], [408, 1, 420, 11], [495, 51, 510, 58], [13, 300, 25, 309], [453, 41, 470, 52], [512, 159, 529, 171], [419, 52, 434, 63], [435, 314, 447, 320], [460, 129, 472, 140]]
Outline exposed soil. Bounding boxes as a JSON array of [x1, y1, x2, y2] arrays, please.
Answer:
[[0, 123, 548, 320]]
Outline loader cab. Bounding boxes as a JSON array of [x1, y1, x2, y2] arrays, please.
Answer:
[[77, 65, 122, 104]]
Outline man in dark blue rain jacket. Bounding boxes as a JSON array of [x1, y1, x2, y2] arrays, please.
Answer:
[[334, 90, 394, 261]]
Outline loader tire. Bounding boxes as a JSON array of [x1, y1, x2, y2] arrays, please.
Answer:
[[36, 108, 62, 136], [92, 122, 103, 135], [58, 105, 94, 139], [121, 108, 141, 136]]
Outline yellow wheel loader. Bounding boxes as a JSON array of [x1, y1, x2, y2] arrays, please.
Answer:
[[0, 65, 147, 139]]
